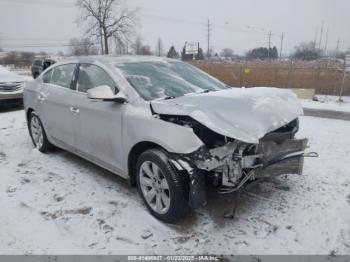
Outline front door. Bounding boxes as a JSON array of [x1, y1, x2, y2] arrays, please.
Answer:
[[70, 63, 124, 174]]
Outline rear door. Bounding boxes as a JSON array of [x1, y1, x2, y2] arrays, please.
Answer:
[[69, 63, 124, 173], [38, 64, 77, 149]]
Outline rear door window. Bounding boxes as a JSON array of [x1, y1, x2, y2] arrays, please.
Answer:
[[50, 64, 76, 88]]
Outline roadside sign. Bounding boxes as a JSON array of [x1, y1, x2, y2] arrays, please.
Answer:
[[244, 68, 251, 74], [185, 42, 199, 55]]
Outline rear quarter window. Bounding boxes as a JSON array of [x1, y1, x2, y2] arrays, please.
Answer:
[[43, 69, 53, 84]]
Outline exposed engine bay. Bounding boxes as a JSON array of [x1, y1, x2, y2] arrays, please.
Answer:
[[159, 114, 310, 207]]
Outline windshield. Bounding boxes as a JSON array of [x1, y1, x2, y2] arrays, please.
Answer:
[[116, 61, 226, 101]]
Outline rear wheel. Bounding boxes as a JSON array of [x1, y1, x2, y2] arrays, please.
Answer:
[[136, 149, 189, 223], [28, 112, 52, 153]]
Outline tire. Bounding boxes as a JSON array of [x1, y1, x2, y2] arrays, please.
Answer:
[[136, 149, 189, 223], [28, 112, 52, 153]]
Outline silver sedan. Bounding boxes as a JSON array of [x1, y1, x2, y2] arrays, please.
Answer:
[[23, 56, 307, 222], [0, 65, 27, 107]]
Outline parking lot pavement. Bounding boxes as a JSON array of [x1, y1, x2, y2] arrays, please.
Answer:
[[1, 108, 350, 255]]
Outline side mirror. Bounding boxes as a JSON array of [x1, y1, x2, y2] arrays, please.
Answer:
[[87, 85, 127, 103]]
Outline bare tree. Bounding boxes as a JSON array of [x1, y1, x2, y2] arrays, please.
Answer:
[[132, 36, 143, 55], [292, 42, 322, 61], [68, 38, 98, 56], [140, 45, 153, 56], [156, 38, 163, 56], [76, 0, 138, 55], [114, 37, 129, 54], [220, 48, 234, 59]]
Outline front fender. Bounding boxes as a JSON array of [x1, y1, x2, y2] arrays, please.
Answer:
[[122, 103, 204, 174], [123, 104, 203, 154]]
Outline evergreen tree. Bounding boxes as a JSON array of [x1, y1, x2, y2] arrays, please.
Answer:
[[246, 46, 278, 60], [166, 46, 180, 58], [195, 48, 205, 60]]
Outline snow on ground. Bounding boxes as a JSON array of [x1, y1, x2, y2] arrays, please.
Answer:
[[301, 95, 350, 113], [0, 108, 350, 255]]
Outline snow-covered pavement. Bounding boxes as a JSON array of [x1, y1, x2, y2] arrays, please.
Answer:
[[0, 109, 350, 255], [301, 95, 350, 113]]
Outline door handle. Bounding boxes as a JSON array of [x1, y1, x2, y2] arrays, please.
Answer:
[[70, 107, 80, 115], [37, 94, 45, 103]]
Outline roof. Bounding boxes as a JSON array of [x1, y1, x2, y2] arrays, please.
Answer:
[[62, 55, 179, 65]]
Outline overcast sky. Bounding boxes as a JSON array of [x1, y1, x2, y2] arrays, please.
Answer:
[[0, 0, 349, 55]]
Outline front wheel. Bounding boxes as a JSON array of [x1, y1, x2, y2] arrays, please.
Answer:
[[28, 112, 52, 153], [136, 149, 189, 223]]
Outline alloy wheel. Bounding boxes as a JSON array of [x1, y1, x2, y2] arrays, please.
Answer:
[[139, 161, 171, 214], [30, 115, 44, 149]]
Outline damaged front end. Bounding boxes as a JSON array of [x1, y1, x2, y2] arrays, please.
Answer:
[[161, 115, 310, 207]]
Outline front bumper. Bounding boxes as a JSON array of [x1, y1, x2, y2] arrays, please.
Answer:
[[0, 89, 23, 101], [170, 137, 309, 206], [171, 138, 308, 183]]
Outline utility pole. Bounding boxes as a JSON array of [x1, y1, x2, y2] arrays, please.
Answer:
[[336, 38, 340, 57], [279, 32, 284, 60], [314, 27, 318, 48], [318, 20, 324, 50], [267, 31, 272, 61], [324, 28, 329, 55], [206, 19, 211, 58]]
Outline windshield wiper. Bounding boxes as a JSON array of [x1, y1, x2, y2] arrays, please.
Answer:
[[163, 96, 177, 100], [196, 89, 215, 94], [153, 95, 178, 101]]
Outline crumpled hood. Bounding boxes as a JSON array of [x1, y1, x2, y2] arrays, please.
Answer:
[[151, 87, 303, 144]]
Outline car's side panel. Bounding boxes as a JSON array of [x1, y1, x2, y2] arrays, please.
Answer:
[[122, 101, 204, 177], [38, 83, 76, 147], [69, 91, 124, 175]]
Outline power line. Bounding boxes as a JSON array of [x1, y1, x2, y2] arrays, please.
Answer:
[[0, 0, 285, 37], [141, 13, 203, 26], [0, 43, 94, 48], [0, 0, 73, 7], [0, 0, 309, 54]]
